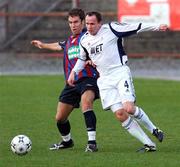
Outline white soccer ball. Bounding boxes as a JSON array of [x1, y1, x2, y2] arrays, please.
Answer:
[[11, 135, 32, 155]]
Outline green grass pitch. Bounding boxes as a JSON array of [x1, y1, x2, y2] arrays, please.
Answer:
[[0, 75, 180, 167]]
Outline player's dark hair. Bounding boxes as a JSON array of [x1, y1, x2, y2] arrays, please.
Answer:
[[68, 8, 85, 21], [86, 11, 102, 23]]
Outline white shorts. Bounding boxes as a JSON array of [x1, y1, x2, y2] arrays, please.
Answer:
[[97, 65, 136, 112]]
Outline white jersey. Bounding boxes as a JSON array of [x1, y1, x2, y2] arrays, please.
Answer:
[[72, 22, 160, 110], [76, 22, 159, 76]]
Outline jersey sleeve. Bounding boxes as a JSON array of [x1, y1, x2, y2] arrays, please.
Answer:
[[78, 41, 88, 61], [137, 23, 159, 33], [72, 37, 88, 74], [109, 22, 142, 37], [58, 41, 66, 50], [72, 59, 86, 74], [109, 22, 160, 37]]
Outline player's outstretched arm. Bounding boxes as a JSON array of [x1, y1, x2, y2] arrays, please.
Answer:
[[137, 23, 169, 33], [31, 40, 62, 51]]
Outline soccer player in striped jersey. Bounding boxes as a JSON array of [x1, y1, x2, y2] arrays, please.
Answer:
[[31, 8, 99, 152], [68, 11, 168, 152]]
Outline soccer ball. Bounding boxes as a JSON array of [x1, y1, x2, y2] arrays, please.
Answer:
[[11, 135, 32, 155]]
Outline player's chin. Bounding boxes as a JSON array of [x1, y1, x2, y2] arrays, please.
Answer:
[[88, 30, 94, 35], [72, 29, 79, 35]]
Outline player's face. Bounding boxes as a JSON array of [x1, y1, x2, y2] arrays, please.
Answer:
[[68, 16, 84, 35], [85, 15, 101, 35]]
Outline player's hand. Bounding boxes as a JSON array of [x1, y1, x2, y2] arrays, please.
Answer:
[[86, 60, 96, 68], [159, 24, 169, 31], [31, 40, 43, 49], [67, 71, 76, 87]]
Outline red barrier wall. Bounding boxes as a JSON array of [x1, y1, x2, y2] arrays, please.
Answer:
[[118, 0, 180, 30]]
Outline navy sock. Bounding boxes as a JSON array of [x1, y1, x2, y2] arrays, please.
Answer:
[[57, 120, 70, 136], [83, 110, 97, 144], [83, 110, 96, 131]]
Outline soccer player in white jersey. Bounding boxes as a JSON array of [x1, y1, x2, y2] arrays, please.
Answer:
[[68, 11, 168, 152]]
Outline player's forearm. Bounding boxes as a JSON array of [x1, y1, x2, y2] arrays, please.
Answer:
[[137, 24, 159, 33], [40, 42, 62, 51], [72, 59, 86, 74], [137, 24, 168, 33]]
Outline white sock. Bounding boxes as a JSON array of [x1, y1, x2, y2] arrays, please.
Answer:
[[134, 106, 156, 133], [88, 131, 96, 141], [62, 133, 71, 142], [122, 117, 156, 146]]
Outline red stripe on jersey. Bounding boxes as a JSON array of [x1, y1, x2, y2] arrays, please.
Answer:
[[64, 43, 69, 80], [85, 65, 93, 76], [64, 37, 73, 80], [78, 71, 83, 79]]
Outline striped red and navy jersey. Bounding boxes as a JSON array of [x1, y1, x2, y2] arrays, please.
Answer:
[[59, 29, 99, 82]]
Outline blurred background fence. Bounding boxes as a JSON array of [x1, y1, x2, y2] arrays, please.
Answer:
[[0, 0, 180, 78]]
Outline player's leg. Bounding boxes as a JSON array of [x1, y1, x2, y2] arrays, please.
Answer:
[[81, 90, 98, 152], [118, 72, 164, 142], [111, 103, 156, 152], [50, 85, 80, 150], [121, 97, 164, 142], [97, 80, 156, 152], [56, 102, 74, 143], [49, 102, 74, 150], [127, 104, 163, 142], [123, 102, 156, 132], [80, 78, 99, 152]]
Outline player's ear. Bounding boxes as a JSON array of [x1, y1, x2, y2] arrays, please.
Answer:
[[82, 20, 85, 26]]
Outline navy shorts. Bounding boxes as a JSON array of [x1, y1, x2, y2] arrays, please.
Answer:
[[59, 77, 99, 108]]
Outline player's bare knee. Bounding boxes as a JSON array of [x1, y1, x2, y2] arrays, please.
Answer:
[[123, 102, 135, 114], [81, 103, 93, 112], [115, 109, 128, 121], [55, 113, 61, 122], [81, 91, 95, 106], [81, 98, 93, 111], [55, 111, 66, 122], [125, 106, 134, 114]]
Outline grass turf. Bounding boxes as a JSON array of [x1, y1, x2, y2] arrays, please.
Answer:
[[0, 75, 180, 167]]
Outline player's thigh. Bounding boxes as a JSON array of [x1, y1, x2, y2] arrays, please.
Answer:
[[56, 102, 74, 121], [80, 77, 99, 100], [117, 76, 135, 104], [99, 87, 121, 110], [97, 77, 121, 110], [81, 90, 95, 111]]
